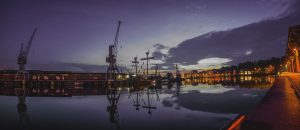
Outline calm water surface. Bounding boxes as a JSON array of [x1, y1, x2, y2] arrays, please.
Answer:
[[0, 76, 274, 130]]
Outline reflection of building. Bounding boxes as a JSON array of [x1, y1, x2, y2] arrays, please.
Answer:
[[183, 76, 275, 89], [0, 70, 131, 81], [284, 24, 300, 72], [0, 70, 131, 96], [0, 70, 107, 81], [182, 67, 276, 79]]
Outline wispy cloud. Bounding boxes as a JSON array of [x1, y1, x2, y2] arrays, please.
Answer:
[[180, 57, 232, 70], [154, 0, 300, 70]]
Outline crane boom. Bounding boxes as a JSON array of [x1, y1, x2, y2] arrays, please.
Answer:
[[106, 21, 122, 80], [16, 28, 38, 81], [18, 43, 24, 57], [25, 28, 37, 57], [113, 21, 121, 56]]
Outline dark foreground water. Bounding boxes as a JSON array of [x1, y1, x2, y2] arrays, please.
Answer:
[[0, 76, 274, 130]]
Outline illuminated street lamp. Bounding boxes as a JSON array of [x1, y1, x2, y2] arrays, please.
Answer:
[[118, 75, 122, 80]]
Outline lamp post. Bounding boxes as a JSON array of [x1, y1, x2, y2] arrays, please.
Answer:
[[293, 48, 300, 73]]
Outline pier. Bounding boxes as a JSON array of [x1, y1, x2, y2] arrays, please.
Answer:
[[230, 73, 300, 129]]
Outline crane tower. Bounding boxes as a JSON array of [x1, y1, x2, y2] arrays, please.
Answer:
[[15, 28, 37, 81], [106, 21, 121, 80]]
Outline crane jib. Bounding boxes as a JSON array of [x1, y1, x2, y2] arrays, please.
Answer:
[[25, 28, 37, 57], [113, 21, 121, 56]]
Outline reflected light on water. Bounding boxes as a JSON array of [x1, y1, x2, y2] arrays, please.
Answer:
[[0, 76, 274, 130]]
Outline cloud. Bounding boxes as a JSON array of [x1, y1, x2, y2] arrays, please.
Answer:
[[245, 50, 252, 55], [162, 66, 170, 69], [150, 59, 165, 65], [153, 43, 167, 50], [197, 57, 232, 65], [157, 1, 300, 70], [180, 57, 232, 70], [152, 43, 170, 62]]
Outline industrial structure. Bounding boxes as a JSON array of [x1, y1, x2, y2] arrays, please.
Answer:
[[106, 21, 122, 81], [175, 64, 181, 82], [140, 51, 154, 76], [17, 92, 31, 129], [131, 57, 139, 76], [15, 28, 37, 81], [142, 88, 159, 115], [106, 87, 121, 129], [284, 24, 300, 73]]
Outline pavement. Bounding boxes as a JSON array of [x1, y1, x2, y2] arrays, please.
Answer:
[[282, 72, 300, 97], [240, 74, 300, 130]]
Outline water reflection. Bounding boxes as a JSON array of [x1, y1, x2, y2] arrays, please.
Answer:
[[167, 81, 173, 89], [128, 87, 142, 111], [15, 88, 31, 130], [106, 87, 121, 130], [176, 82, 181, 97], [161, 76, 275, 114], [142, 87, 160, 115], [0, 76, 275, 130], [183, 76, 275, 89]]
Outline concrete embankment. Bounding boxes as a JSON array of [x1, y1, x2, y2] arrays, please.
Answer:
[[226, 74, 300, 130]]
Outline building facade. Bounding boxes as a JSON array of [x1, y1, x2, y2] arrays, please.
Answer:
[[285, 24, 300, 72]]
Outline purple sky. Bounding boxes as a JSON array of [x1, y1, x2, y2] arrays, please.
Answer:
[[0, 0, 298, 72]]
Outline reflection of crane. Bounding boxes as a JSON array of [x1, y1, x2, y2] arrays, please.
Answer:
[[176, 82, 181, 96], [106, 21, 121, 80], [142, 87, 159, 115], [15, 28, 37, 81], [106, 88, 121, 130], [16, 90, 31, 129], [128, 88, 142, 111]]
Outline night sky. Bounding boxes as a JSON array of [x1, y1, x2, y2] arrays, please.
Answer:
[[0, 0, 299, 72]]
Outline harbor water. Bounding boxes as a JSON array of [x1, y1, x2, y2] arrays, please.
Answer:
[[0, 76, 274, 130]]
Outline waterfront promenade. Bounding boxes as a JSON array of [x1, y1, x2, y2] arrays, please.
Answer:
[[240, 73, 300, 129], [285, 72, 300, 97]]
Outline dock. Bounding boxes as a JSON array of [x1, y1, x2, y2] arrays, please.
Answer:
[[239, 73, 300, 129]]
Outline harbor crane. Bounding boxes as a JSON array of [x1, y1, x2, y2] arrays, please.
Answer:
[[15, 28, 37, 81], [175, 64, 182, 82], [141, 51, 154, 76], [154, 64, 159, 76], [175, 64, 180, 75], [106, 21, 121, 80], [131, 56, 139, 76]]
